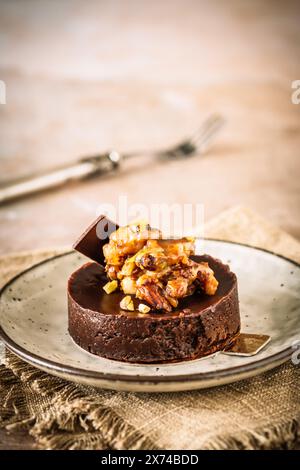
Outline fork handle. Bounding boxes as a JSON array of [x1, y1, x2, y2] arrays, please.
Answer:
[[0, 153, 120, 205]]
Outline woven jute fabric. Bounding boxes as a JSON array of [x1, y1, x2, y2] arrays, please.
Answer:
[[0, 207, 299, 450]]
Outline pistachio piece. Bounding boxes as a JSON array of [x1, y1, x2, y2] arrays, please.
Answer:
[[120, 295, 135, 311], [103, 280, 118, 294], [138, 303, 151, 314]]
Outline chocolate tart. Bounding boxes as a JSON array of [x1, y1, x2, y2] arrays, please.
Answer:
[[68, 254, 240, 363]]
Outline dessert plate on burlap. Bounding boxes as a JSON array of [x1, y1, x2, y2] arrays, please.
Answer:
[[0, 240, 299, 392]]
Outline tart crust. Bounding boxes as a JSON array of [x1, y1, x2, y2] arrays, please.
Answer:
[[68, 255, 240, 363]]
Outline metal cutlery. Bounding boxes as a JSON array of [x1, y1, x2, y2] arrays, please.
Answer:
[[0, 113, 225, 205]]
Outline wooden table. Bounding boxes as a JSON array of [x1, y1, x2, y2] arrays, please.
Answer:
[[0, 0, 300, 254], [0, 0, 300, 449]]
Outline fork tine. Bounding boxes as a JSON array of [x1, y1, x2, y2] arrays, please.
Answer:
[[189, 114, 225, 149], [128, 113, 225, 159]]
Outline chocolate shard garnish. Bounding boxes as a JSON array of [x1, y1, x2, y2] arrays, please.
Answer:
[[222, 333, 271, 356], [73, 214, 119, 265]]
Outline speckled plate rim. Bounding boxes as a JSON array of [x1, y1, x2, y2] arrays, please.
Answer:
[[0, 239, 297, 387]]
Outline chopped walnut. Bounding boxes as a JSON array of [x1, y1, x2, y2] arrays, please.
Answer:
[[136, 282, 173, 312]]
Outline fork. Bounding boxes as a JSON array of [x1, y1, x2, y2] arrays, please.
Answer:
[[0, 113, 224, 205]]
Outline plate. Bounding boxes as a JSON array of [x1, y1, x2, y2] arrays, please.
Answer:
[[0, 240, 299, 392]]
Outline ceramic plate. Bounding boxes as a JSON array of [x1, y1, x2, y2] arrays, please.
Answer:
[[0, 240, 299, 392]]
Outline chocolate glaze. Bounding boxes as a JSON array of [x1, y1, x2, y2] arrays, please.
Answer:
[[68, 255, 240, 363]]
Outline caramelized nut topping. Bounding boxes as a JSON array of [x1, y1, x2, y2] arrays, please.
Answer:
[[103, 222, 218, 312]]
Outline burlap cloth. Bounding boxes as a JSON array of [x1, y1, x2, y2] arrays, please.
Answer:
[[0, 206, 299, 450]]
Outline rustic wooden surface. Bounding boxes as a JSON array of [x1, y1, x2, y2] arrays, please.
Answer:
[[0, 0, 300, 450], [0, 0, 300, 255]]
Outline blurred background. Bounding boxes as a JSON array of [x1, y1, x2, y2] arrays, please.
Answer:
[[0, 0, 299, 254]]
